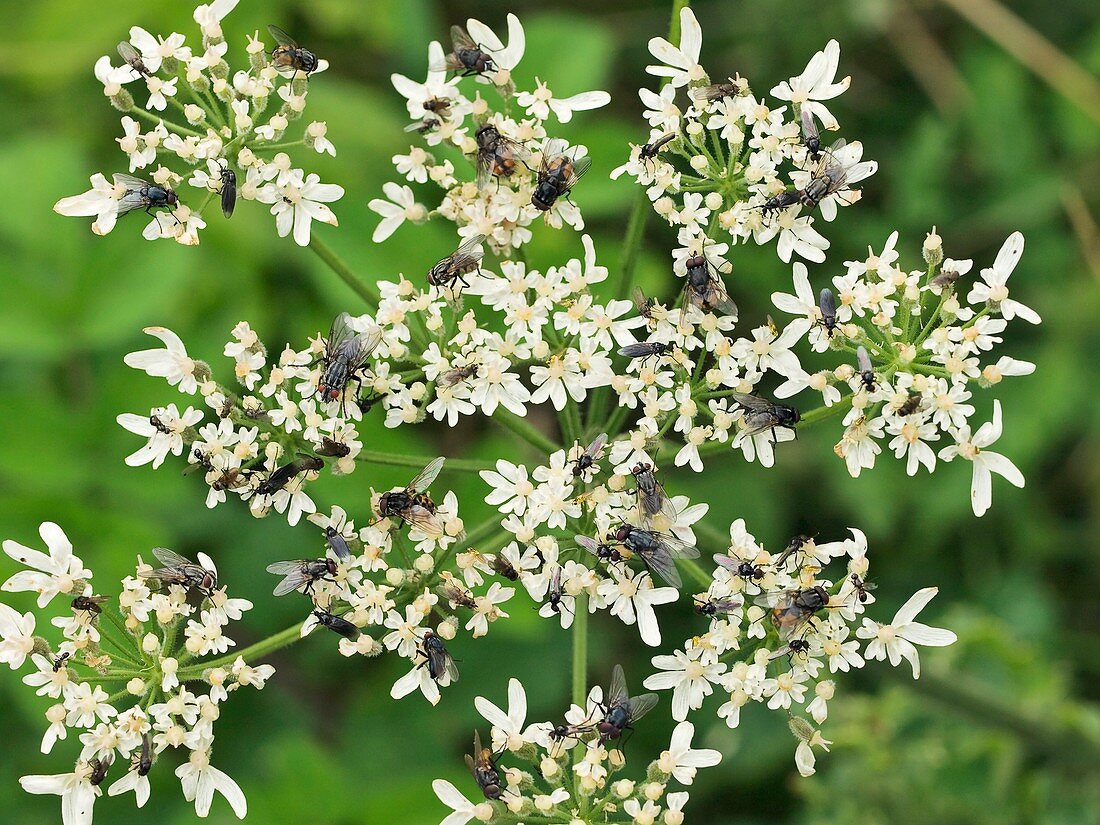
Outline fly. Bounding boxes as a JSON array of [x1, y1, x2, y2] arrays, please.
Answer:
[[630, 462, 678, 525], [596, 664, 658, 743], [324, 526, 352, 560], [465, 731, 504, 800], [800, 108, 822, 161], [317, 312, 384, 416], [855, 346, 876, 391], [71, 595, 109, 616], [442, 25, 494, 76], [683, 254, 736, 315], [436, 573, 477, 610], [693, 595, 743, 617], [377, 456, 447, 538], [713, 554, 766, 584], [265, 558, 338, 597], [268, 25, 320, 75], [417, 628, 459, 684], [639, 131, 677, 166], [144, 547, 217, 595], [312, 608, 360, 639], [438, 362, 480, 389], [255, 455, 324, 497], [52, 652, 71, 672], [607, 524, 700, 590], [728, 391, 800, 442], [531, 138, 591, 212], [818, 288, 838, 337], [475, 124, 531, 189], [218, 161, 237, 218], [117, 41, 152, 78], [571, 433, 608, 479], [427, 234, 487, 292], [689, 77, 746, 104]]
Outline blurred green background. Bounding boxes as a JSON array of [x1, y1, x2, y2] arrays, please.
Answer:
[[3, 0, 1099, 822]]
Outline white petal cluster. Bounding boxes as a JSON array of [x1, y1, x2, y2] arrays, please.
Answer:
[[1, 522, 272, 822], [54, 6, 342, 246]]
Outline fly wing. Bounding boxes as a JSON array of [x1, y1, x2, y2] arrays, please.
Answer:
[[475, 149, 495, 190], [800, 108, 819, 143], [267, 25, 299, 49], [585, 433, 608, 460], [710, 597, 743, 614], [408, 456, 445, 493], [637, 543, 682, 589], [344, 326, 384, 372], [326, 312, 356, 354], [575, 535, 602, 558], [429, 644, 460, 683], [152, 547, 194, 569], [728, 391, 777, 414], [712, 554, 739, 572], [270, 568, 313, 597], [404, 505, 445, 538], [449, 24, 477, 52], [690, 84, 725, 103], [265, 560, 309, 574], [627, 692, 659, 723], [449, 234, 487, 270], [325, 530, 352, 559], [220, 172, 236, 218], [606, 664, 630, 709], [560, 156, 592, 190], [117, 41, 142, 66], [632, 286, 652, 316], [618, 343, 658, 359]]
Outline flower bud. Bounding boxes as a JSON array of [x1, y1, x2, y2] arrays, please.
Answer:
[[923, 226, 943, 267]]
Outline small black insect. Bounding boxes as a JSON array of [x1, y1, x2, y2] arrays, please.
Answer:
[[317, 312, 384, 417], [442, 25, 495, 76], [617, 341, 677, 363], [576, 535, 627, 567], [114, 174, 179, 224], [632, 287, 657, 324], [465, 731, 504, 800], [268, 25, 319, 75], [52, 652, 71, 672], [596, 664, 658, 743], [490, 554, 519, 581], [312, 608, 360, 639], [689, 78, 746, 104], [72, 595, 109, 616], [849, 574, 877, 603], [758, 189, 802, 217], [930, 267, 961, 290], [417, 628, 459, 683], [897, 394, 923, 417], [218, 162, 237, 218], [317, 437, 352, 458], [546, 566, 570, 617], [775, 534, 814, 569], [571, 433, 608, 478], [324, 526, 352, 560], [117, 41, 152, 78], [713, 554, 766, 583], [255, 455, 324, 497], [427, 235, 487, 292], [818, 288, 838, 337], [138, 733, 153, 776], [728, 392, 800, 442], [266, 558, 338, 597], [377, 456, 446, 538], [531, 138, 591, 212], [855, 346, 876, 392], [800, 108, 822, 162], [607, 524, 700, 590], [631, 462, 677, 525], [439, 363, 481, 389], [683, 254, 736, 315], [148, 414, 172, 435], [756, 586, 832, 640], [639, 131, 677, 165], [693, 595, 743, 617], [88, 757, 112, 787], [145, 548, 217, 595], [436, 575, 478, 610]]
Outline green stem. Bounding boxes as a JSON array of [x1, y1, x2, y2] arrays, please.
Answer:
[[493, 410, 560, 454], [608, 192, 650, 301], [571, 595, 589, 708], [356, 451, 493, 473], [798, 394, 854, 426], [126, 105, 202, 137], [176, 622, 302, 681], [307, 235, 381, 307]]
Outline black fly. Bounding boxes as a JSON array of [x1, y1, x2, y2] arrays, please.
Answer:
[[265, 558, 338, 597], [268, 25, 319, 75], [255, 455, 324, 497], [377, 456, 447, 538], [607, 524, 700, 590], [417, 628, 459, 684], [427, 234, 487, 292], [571, 433, 608, 479], [728, 392, 800, 442], [596, 664, 658, 743], [218, 162, 236, 218], [317, 312, 384, 417], [531, 139, 591, 212]]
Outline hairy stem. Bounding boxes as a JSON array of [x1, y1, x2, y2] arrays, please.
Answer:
[[177, 622, 302, 681], [494, 410, 561, 454]]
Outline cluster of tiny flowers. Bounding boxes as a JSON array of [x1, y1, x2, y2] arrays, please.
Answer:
[[642, 523, 956, 777], [614, 7, 876, 265], [769, 229, 1038, 516], [372, 13, 611, 247], [53, 0, 342, 246], [433, 677, 718, 825], [0, 522, 274, 823]]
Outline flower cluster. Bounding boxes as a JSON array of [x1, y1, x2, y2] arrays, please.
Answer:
[[769, 230, 1037, 515], [433, 676, 719, 825], [614, 8, 875, 265], [53, 1, 342, 246], [641, 524, 955, 776], [1, 522, 274, 822], [372, 13, 611, 247]]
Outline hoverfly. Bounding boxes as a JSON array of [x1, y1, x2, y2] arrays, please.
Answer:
[[713, 554, 766, 584], [690, 77, 746, 105], [376, 456, 447, 538], [439, 361, 480, 389], [442, 25, 495, 76], [255, 455, 324, 497], [775, 534, 814, 569], [800, 108, 822, 162], [417, 628, 459, 684], [571, 433, 608, 479], [218, 161, 237, 218], [639, 132, 677, 166], [607, 524, 700, 590], [630, 462, 678, 525], [52, 652, 71, 672], [855, 346, 876, 392], [728, 391, 800, 442], [268, 25, 319, 75], [144, 548, 217, 594], [113, 173, 179, 223], [617, 341, 677, 363], [427, 234, 487, 292], [849, 574, 877, 603], [317, 437, 352, 458], [88, 756, 112, 787], [818, 288, 838, 337], [693, 594, 743, 617], [897, 394, 923, 417], [117, 41, 152, 78], [436, 574, 477, 610], [465, 731, 504, 800], [596, 664, 658, 743], [756, 586, 832, 640], [312, 608, 360, 639], [265, 558, 338, 597], [683, 254, 737, 315], [531, 138, 591, 212], [576, 535, 629, 569], [71, 595, 109, 616], [324, 526, 352, 560], [475, 124, 531, 189], [317, 312, 384, 416]]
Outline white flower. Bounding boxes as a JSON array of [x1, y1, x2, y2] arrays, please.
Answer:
[[3, 522, 91, 608], [107, 767, 151, 808], [20, 765, 99, 825], [938, 400, 1024, 517], [516, 79, 610, 123], [966, 232, 1039, 324], [597, 570, 678, 647], [658, 721, 722, 785], [0, 603, 36, 669], [124, 326, 199, 394], [256, 170, 344, 246], [770, 39, 851, 129], [644, 647, 726, 721], [391, 41, 458, 119], [480, 461, 536, 516], [369, 182, 427, 242], [53, 173, 122, 236], [857, 587, 957, 678], [117, 404, 204, 468], [432, 779, 493, 825], [467, 13, 526, 74], [792, 722, 832, 777], [474, 677, 541, 752], [175, 745, 248, 819], [646, 7, 704, 88]]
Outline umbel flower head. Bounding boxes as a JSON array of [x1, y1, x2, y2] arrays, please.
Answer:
[[54, 4, 342, 246]]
